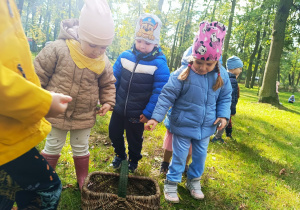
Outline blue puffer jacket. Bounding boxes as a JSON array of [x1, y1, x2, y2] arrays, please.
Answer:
[[113, 46, 170, 120], [228, 72, 238, 115], [152, 66, 232, 140], [163, 46, 227, 132]]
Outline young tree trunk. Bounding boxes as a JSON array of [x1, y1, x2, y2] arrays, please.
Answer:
[[296, 72, 300, 87], [202, 0, 212, 20], [24, 1, 30, 36], [259, 0, 293, 104], [222, 0, 237, 65], [245, 30, 260, 88], [210, 0, 218, 22], [69, 0, 72, 18], [158, 0, 164, 11], [169, 0, 185, 71], [250, 29, 266, 88], [17, 0, 25, 16], [169, 22, 180, 71]]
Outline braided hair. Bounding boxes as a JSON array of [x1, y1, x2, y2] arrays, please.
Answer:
[[212, 61, 223, 91]]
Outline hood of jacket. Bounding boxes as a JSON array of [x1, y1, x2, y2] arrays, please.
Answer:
[[57, 19, 80, 40]]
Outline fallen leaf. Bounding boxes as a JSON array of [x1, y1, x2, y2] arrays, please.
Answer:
[[239, 203, 246, 209], [279, 168, 286, 175]]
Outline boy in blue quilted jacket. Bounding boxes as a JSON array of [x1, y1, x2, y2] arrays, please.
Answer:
[[109, 13, 170, 173], [212, 55, 243, 142]]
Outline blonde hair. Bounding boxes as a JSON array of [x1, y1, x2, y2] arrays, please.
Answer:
[[178, 60, 224, 91], [178, 61, 193, 81], [213, 62, 224, 91]]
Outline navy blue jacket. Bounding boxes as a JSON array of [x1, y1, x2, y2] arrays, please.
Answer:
[[228, 72, 238, 115], [113, 46, 170, 120]]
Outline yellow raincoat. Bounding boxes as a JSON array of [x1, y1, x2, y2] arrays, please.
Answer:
[[0, 0, 52, 166]]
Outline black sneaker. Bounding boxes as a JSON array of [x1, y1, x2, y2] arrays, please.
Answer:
[[226, 133, 232, 138], [183, 164, 189, 177], [128, 161, 138, 173], [211, 136, 225, 143], [160, 161, 169, 175], [110, 155, 126, 169]]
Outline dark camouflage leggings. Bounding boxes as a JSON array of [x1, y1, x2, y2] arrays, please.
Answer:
[[0, 147, 62, 210]]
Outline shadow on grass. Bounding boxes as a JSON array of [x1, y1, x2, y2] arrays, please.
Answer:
[[277, 104, 300, 116], [228, 116, 300, 194]]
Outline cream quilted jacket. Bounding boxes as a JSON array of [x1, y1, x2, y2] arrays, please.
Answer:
[[34, 19, 116, 130]]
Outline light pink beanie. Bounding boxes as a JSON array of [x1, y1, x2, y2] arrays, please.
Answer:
[[78, 0, 115, 46], [192, 21, 226, 61]]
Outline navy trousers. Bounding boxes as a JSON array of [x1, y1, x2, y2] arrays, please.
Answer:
[[109, 111, 144, 164]]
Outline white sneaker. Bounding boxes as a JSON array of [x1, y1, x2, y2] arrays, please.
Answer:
[[164, 179, 179, 203], [186, 177, 204, 199]]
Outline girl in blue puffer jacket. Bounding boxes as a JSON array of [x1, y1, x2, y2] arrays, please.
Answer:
[[145, 21, 232, 203]]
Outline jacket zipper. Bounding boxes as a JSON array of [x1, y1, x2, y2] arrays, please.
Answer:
[[124, 58, 140, 116]]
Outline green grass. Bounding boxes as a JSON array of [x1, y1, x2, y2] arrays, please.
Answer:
[[36, 85, 300, 209]]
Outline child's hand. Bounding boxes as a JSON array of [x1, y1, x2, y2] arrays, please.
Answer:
[[46, 92, 72, 118], [145, 119, 158, 131], [139, 114, 149, 123], [97, 103, 111, 116], [214, 117, 227, 130]]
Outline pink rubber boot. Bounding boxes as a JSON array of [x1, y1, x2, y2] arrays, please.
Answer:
[[40, 151, 61, 170], [73, 154, 90, 190]]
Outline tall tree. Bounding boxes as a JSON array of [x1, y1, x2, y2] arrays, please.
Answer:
[[259, 0, 293, 104], [245, 30, 260, 88], [17, 0, 25, 15], [250, 29, 266, 88], [222, 0, 237, 65]]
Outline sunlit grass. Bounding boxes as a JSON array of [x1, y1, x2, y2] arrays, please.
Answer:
[[36, 85, 300, 209]]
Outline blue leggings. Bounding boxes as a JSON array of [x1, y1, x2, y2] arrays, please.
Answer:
[[0, 147, 62, 210]]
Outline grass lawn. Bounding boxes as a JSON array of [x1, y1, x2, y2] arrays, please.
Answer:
[[36, 85, 300, 209]]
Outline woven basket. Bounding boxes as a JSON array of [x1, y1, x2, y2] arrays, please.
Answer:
[[81, 161, 160, 210]]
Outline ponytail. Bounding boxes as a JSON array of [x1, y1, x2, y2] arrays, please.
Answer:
[[178, 61, 193, 81], [212, 61, 224, 91]]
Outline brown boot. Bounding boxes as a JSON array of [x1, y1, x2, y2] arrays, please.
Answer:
[[40, 151, 60, 170], [73, 154, 90, 190]]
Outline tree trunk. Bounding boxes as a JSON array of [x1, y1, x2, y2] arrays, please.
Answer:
[[250, 29, 266, 88], [259, 0, 293, 104], [69, 0, 72, 18], [169, 0, 185, 71], [158, 0, 164, 11], [296, 72, 300, 86], [203, 0, 212, 20], [24, 1, 30, 36], [245, 30, 260, 88], [210, 0, 218, 22], [222, 0, 237, 65], [17, 0, 25, 16], [169, 22, 180, 71]]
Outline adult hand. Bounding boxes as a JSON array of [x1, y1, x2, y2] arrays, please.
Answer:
[[139, 114, 149, 123], [97, 103, 111, 116], [214, 117, 227, 130], [46, 92, 72, 118], [145, 119, 158, 131]]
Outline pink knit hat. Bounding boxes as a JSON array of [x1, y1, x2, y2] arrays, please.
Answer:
[[78, 0, 115, 46], [192, 21, 226, 61]]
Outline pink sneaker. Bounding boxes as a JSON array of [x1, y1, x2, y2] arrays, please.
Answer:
[[186, 177, 204, 200], [164, 180, 179, 203]]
